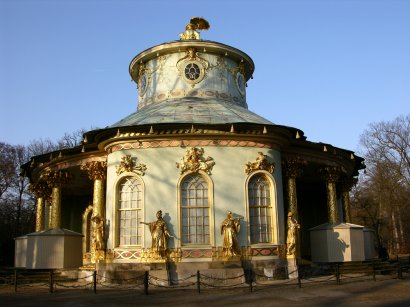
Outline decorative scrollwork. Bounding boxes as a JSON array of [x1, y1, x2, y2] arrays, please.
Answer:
[[116, 155, 147, 176], [176, 147, 215, 175], [176, 48, 209, 86], [244, 152, 275, 175]]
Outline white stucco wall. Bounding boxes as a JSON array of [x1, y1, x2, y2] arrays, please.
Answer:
[[105, 146, 284, 251]]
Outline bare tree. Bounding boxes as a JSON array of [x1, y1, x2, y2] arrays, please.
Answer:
[[361, 114, 410, 188], [0, 143, 17, 198], [57, 128, 86, 149], [0, 128, 93, 265], [357, 114, 410, 255]]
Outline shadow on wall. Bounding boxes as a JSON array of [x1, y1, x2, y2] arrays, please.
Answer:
[[330, 230, 349, 262]]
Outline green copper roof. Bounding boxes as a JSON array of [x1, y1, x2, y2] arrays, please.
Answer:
[[111, 98, 273, 127]]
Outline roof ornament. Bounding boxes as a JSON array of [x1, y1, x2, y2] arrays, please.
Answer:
[[180, 17, 210, 40]]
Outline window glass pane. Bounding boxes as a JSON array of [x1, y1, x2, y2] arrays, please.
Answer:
[[181, 174, 210, 244], [118, 176, 142, 246], [248, 174, 272, 244]]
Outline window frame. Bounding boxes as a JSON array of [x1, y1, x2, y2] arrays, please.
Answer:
[[177, 171, 214, 248], [114, 173, 145, 248], [245, 170, 278, 245]]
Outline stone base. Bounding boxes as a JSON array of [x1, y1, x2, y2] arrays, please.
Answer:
[[286, 257, 298, 279]]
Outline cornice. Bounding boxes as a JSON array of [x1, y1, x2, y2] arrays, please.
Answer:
[[129, 40, 255, 82], [97, 123, 295, 153]]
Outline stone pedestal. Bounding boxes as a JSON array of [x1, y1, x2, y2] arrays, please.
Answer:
[[310, 223, 365, 263], [286, 257, 298, 279]]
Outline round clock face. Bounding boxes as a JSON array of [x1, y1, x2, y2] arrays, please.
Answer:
[[236, 72, 246, 96], [139, 73, 148, 96]]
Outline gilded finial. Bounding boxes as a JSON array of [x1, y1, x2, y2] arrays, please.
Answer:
[[180, 17, 210, 40]]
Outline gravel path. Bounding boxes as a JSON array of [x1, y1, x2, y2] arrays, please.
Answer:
[[1, 278, 410, 306]]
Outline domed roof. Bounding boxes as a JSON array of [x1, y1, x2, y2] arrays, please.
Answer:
[[111, 97, 273, 127]]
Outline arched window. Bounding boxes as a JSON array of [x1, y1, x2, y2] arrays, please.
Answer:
[[248, 174, 273, 243], [117, 176, 143, 246], [181, 174, 210, 245]]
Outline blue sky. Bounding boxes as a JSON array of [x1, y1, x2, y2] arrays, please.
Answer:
[[1, 0, 409, 154]]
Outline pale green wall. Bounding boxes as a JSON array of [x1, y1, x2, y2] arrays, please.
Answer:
[[139, 52, 246, 108], [105, 146, 284, 250]]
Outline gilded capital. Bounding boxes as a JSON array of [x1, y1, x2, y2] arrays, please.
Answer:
[[40, 169, 71, 188], [282, 157, 307, 178], [339, 176, 358, 192], [319, 166, 341, 183], [81, 161, 107, 181], [29, 182, 51, 200]]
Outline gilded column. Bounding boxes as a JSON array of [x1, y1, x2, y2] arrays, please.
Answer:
[[339, 176, 357, 223], [282, 158, 307, 259], [29, 182, 51, 232], [42, 169, 71, 229], [81, 161, 107, 219], [81, 161, 107, 262], [320, 166, 340, 224], [282, 158, 307, 219]]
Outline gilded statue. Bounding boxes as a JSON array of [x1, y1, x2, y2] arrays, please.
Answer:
[[286, 212, 300, 256], [91, 215, 105, 259], [141, 210, 172, 258], [180, 17, 210, 40], [221, 211, 241, 258]]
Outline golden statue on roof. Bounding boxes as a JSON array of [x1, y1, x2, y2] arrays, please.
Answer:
[[180, 17, 210, 40]]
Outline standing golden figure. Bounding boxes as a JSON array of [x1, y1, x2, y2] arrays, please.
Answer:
[[221, 211, 241, 258], [91, 214, 105, 262], [141, 210, 172, 258], [286, 212, 300, 256]]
